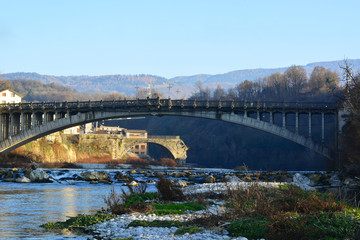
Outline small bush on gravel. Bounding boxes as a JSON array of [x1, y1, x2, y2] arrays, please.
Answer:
[[123, 192, 159, 206], [41, 213, 116, 230], [104, 183, 160, 214], [156, 176, 185, 201], [174, 226, 204, 235]]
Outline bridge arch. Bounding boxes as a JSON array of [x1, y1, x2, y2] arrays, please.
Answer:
[[118, 137, 188, 161]]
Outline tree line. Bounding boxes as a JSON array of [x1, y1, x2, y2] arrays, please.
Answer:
[[190, 65, 341, 102]]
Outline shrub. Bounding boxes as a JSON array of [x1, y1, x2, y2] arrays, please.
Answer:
[[103, 186, 128, 214], [123, 192, 159, 206], [159, 158, 178, 167], [41, 213, 116, 230], [266, 212, 360, 240], [104, 184, 159, 214], [125, 157, 150, 168], [227, 217, 270, 239], [174, 226, 204, 235], [156, 176, 185, 201]]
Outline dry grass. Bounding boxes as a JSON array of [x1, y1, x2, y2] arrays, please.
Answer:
[[76, 154, 118, 164], [159, 158, 178, 167]]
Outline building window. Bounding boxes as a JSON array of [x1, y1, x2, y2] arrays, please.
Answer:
[[2, 93, 6, 97], [135, 145, 139, 149], [141, 145, 145, 149], [11, 93, 15, 97]]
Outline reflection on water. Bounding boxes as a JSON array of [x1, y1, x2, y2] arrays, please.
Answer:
[[0, 181, 118, 239]]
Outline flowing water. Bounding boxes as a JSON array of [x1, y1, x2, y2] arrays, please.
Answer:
[[0, 167, 156, 240], [0, 181, 119, 239]]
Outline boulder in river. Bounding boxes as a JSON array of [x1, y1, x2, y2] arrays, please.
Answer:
[[173, 180, 188, 187], [16, 176, 31, 183], [293, 173, 313, 190], [29, 168, 51, 182], [204, 175, 216, 183], [222, 175, 242, 183], [81, 171, 110, 181]]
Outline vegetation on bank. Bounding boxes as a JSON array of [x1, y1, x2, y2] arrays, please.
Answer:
[[41, 175, 360, 239], [41, 213, 116, 230]]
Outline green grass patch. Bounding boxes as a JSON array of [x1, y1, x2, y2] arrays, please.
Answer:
[[149, 202, 205, 216], [123, 192, 160, 206], [228, 217, 270, 239], [127, 220, 187, 228], [174, 226, 204, 235], [40, 213, 116, 230], [152, 202, 205, 211]]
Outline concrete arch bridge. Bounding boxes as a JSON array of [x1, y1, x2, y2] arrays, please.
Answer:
[[78, 134, 188, 162], [0, 98, 342, 161]]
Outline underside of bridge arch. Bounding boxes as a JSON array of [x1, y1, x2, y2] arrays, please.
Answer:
[[0, 110, 330, 159]]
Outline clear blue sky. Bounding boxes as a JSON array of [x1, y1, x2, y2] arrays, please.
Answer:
[[0, 0, 359, 78]]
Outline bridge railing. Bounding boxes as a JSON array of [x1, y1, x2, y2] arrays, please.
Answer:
[[148, 136, 179, 139], [0, 98, 339, 111]]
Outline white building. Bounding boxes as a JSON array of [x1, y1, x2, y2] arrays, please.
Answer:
[[0, 89, 22, 103], [63, 126, 80, 134]]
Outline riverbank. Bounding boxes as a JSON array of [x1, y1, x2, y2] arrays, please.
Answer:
[[41, 178, 360, 240], [5, 166, 352, 239]]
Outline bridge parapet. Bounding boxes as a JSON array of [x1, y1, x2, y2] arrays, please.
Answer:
[[0, 99, 339, 112]]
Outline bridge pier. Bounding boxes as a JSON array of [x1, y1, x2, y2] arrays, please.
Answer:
[[308, 112, 312, 138], [295, 112, 299, 133]]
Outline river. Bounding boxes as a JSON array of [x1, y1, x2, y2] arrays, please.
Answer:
[[0, 178, 124, 239], [0, 167, 323, 239]]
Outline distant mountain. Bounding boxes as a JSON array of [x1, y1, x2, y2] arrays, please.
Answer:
[[1, 59, 359, 98]]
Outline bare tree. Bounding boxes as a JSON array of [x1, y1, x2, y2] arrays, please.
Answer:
[[284, 65, 308, 99]]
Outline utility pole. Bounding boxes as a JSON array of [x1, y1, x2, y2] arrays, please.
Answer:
[[135, 85, 140, 98], [147, 80, 152, 98], [167, 84, 172, 98], [176, 89, 180, 98]]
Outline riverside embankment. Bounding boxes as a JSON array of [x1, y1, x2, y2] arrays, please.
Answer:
[[1, 166, 360, 239]]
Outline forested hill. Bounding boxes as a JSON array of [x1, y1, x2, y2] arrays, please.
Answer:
[[1, 59, 359, 98]]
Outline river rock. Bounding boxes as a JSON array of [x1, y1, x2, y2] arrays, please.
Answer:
[[171, 172, 185, 178], [222, 175, 242, 183], [308, 173, 330, 186], [329, 174, 341, 187], [344, 178, 360, 189], [154, 172, 165, 177], [5, 171, 14, 179], [173, 180, 188, 187], [293, 173, 313, 190], [204, 175, 216, 183], [114, 172, 132, 181], [16, 176, 31, 183], [126, 181, 138, 186], [81, 171, 110, 181], [0, 168, 7, 178], [29, 168, 50, 182]]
